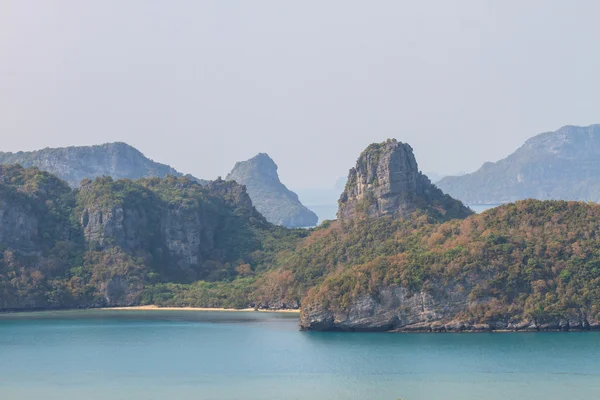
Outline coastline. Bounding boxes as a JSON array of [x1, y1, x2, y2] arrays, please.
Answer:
[[101, 305, 300, 313]]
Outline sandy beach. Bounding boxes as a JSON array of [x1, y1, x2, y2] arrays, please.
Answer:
[[102, 305, 300, 313]]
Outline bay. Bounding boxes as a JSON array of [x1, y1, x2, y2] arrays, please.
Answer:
[[0, 310, 599, 400]]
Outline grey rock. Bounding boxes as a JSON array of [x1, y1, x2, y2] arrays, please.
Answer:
[[80, 204, 151, 251], [226, 153, 318, 228], [205, 178, 260, 219], [338, 139, 472, 221], [301, 282, 599, 333], [301, 284, 469, 332], [437, 124, 600, 204], [76, 176, 261, 283], [0, 142, 207, 188], [0, 198, 39, 254]]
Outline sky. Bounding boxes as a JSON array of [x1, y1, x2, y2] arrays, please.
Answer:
[[1, 1, 599, 189]]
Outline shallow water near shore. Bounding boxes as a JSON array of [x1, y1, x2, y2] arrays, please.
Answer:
[[1, 310, 599, 400]]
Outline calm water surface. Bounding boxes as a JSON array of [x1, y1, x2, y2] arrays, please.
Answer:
[[0, 310, 599, 400]]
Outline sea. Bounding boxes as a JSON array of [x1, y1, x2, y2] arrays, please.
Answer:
[[0, 310, 598, 400]]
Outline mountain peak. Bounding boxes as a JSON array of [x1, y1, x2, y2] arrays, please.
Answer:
[[231, 153, 279, 181], [226, 154, 318, 228], [252, 152, 275, 162], [0, 143, 206, 187], [437, 124, 600, 204], [338, 139, 472, 221]]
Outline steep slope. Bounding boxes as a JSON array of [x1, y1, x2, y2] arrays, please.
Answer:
[[300, 200, 600, 331], [0, 166, 306, 310], [226, 153, 318, 228], [0, 165, 84, 310], [338, 139, 472, 221], [5, 138, 600, 327], [279, 139, 600, 332], [437, 124, 600, 204], [251, 139, 472, 310], [76, 176, 270, 284], [0, 142, 207, 187]]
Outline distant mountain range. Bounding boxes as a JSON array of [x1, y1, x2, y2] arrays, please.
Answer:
[[0, 142, 207, 187], [2, 137, 600, 332], [0, 143, 319, 228], [437, 124, 600, 204], [226, 153, 318, 228]]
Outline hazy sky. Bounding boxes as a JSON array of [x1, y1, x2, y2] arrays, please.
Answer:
[[1, 1, 599, 189]]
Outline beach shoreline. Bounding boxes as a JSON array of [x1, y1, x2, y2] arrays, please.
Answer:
[[101, 305, 300, 313]]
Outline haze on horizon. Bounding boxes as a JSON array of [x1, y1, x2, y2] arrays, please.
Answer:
[[1, 1, 599, 190]]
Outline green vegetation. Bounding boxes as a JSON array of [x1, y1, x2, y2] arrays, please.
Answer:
[[0, 165, 307, 310], [2, 164, 600, 326], [141, 279, 256, 309], [302, 200, 600, 324]]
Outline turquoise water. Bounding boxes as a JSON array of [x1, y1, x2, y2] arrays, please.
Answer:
[[1, 311, 599, 400]]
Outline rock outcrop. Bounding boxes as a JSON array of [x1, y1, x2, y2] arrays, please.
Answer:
[[300, 283, 600, 332], [4, 139, 600, 328], [0, 142, 207, 188], [226, 153, 318, 228], [0, 165, 73, 254], [338, 139, 472, 221], [0, 166, 281, 310], [76, 176, 265, 282], [297, 140, 600, 333], [0, 193, 41, 254], [205, 178, 262, 220], [437, 124, 600, 204]]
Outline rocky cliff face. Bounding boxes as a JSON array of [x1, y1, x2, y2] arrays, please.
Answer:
[[76, 176, 263, 282], [0, 166, 282, 310], [0, 192, 40, 254], [299, 199, 600, 332], [205, 178, 263, 220], [437, 124, 600, 204], [338, 139, 472, 221], [296, 135, 600, 333], [301, 284, 471, 332], [226, 153, 318, 228], [300, 284, 599, 332], [0, 142, 207, 188], [0, 165, 73, 253]]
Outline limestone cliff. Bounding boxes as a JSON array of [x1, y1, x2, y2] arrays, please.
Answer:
[[0, 166, 287, 310], [299, 200, 600, 332], [76, 176, 266, 283], [205, 178, 264, 221], [0, 165, 82, 309], [300, 284, 599, 332], [0, 192, 40, 255], [295, 139, 600, 332], [0, 142, 207, 188], [226, 153, 318, 228], [338, 139, 472, 221]]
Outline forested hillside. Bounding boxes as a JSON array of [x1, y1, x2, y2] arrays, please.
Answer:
[[0, 165, 306, 310], [2, 138, 600, 333], [300, 201, 600, 331]]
